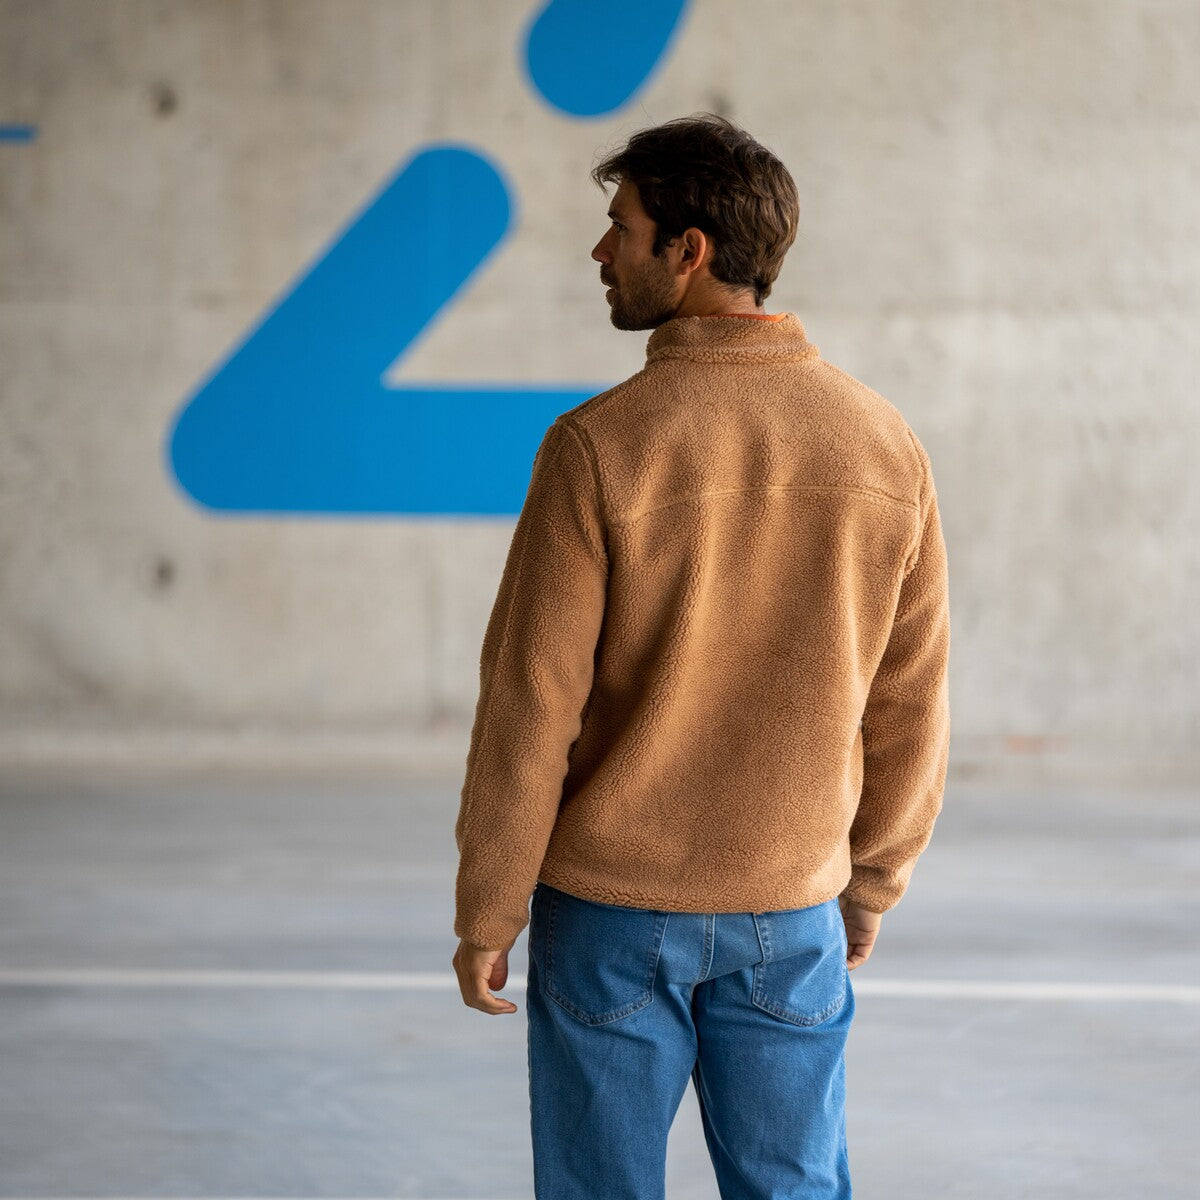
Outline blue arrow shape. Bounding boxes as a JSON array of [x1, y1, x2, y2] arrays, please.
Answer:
[[165, 144, 606, 515]]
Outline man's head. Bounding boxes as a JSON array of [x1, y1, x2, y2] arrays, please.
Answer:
[[589, 113, 799, 330]]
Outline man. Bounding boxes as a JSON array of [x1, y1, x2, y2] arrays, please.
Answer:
[[452, 113, 950, 1199]]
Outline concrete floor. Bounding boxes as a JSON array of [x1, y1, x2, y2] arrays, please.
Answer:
[[0, 769, 1197, 1199]]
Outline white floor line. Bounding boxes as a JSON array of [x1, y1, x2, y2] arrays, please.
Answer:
[[0, 967, 1197, 1003], [852, 979, 1200, 1003], [0, 968, 457, 989]]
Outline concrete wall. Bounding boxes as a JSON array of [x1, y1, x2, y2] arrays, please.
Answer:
[[2, 0, 1197, 781]]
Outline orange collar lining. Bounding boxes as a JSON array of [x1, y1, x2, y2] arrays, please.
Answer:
[[696, 312, 787, 321]]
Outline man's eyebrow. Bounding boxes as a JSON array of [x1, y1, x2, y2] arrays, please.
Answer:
[[607, 208, 628, 222]]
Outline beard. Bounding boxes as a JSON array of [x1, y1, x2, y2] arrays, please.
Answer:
[[607, 256, 680, 330]]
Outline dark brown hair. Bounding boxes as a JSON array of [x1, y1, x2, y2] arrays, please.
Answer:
[[590, 113, 799, 305]]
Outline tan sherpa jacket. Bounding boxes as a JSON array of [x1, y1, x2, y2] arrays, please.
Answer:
[[454, 312, 950, 951]]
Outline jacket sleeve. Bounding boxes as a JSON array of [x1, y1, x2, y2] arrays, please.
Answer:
[[845, 447, 951, 913], [453, 418, 609, 950]]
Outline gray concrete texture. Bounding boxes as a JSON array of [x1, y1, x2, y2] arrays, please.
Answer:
[[0, 767, 1197, 1197], [2, 0, 1199, 780]]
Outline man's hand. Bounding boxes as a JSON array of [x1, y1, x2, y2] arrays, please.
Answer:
[[453, 938, 520, 1014], [838, 896, 883, 970]]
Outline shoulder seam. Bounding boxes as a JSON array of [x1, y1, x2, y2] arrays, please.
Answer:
[[903, 426, 934, 574], [613, 482, 919, 530], [557, 417, 610, 564]]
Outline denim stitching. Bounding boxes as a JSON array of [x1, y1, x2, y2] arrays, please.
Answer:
[[697, 913, 715, 983], [749, 909, 847, 1026], [750, 975, 847, 1027], [544, 891, 667, 1026], [757, 911, 774, 962]]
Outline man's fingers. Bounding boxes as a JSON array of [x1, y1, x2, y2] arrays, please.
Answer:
[[846, 943, 871, 970], [452, 940, 519, 1014], [474, 988, 519, 1014], [473, 966, 517, 1013], [839, 897, 883, 971], [458, 974, 518, 1014]]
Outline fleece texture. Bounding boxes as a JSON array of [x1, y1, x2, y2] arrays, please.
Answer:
[[454, 312, 951, 951]]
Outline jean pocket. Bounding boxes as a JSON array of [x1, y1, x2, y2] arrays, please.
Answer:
[[540, 883, 668, 1026], [751, 898, 848, 1027]]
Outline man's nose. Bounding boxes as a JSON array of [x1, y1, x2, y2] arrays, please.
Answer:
[[591, 238, 610, 264]]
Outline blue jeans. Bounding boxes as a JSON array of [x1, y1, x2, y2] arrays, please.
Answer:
[[527, 880, 854, 1199]]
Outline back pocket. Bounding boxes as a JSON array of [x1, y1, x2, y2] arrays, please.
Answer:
[[751, 898, 848, 1026], [541, 883, 668, 1026]]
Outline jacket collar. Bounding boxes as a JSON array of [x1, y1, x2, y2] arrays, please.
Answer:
[[644, 312, 819, 366]]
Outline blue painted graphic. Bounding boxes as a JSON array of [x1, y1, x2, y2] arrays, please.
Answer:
[[167, 0, 692, 515], [523, 0, 689, 117], [0, 124, 37, 141], [167, 145, 603, 514]]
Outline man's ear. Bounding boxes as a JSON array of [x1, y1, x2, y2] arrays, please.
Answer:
[[677, 226, 711, 275]]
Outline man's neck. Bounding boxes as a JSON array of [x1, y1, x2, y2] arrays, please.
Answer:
[[672, 283, 763, 319]]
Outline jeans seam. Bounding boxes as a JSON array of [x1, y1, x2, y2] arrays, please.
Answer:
[[750, 970, 848, 1026], [749, 906, 848, 1026], [544, 894, 668, 1026], [697, 912, 715, 983]]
